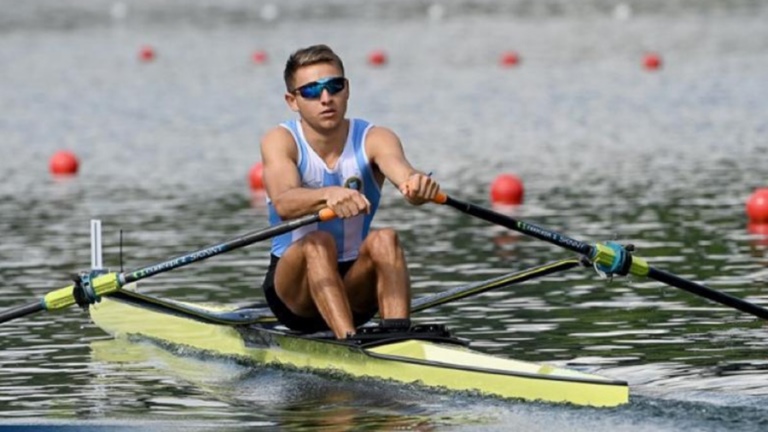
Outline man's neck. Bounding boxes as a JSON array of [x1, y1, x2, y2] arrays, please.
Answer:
[[300, 119, 349, 158]]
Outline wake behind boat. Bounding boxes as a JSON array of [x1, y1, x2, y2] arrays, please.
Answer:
[[89, 282, 629, 407]]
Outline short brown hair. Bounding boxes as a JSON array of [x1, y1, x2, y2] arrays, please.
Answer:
[[284, 44, 345, 91]]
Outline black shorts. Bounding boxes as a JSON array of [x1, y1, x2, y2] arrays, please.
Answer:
[[262, 254, 378, 333]]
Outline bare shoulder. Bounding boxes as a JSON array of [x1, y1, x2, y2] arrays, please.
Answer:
[[365, 126, 404, 157], [260, 126, 297, 160], [366, 125, 401, 144], [261, 126, 295, 148]]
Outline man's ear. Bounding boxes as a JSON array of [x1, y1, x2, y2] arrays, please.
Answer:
[[285, 92, 299, 112]]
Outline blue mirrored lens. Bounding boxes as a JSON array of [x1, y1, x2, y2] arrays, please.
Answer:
[[297, 77, 346, 99]]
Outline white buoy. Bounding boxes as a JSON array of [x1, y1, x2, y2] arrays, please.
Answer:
[[110, 2, 128, 21], [261, 4, 279, 22], [427, 3, 446, 22], [613, 3, 632, 21]]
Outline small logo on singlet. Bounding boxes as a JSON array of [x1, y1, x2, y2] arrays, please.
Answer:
[[344, 176, 363, 191]]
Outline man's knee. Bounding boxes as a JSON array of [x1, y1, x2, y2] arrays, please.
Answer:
[[300, 231, 337, 257], [366, 229, 401, 258]]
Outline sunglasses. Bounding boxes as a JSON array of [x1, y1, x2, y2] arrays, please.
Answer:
[[293, 76, 347, 99]]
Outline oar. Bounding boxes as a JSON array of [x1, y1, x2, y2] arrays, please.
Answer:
[[434, 193, 768, 321], [0, 209, 336, 324]]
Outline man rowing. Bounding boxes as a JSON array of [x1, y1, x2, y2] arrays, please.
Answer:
[[259, 44, 440, 339]]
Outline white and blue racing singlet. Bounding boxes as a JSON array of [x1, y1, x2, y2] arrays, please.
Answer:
[[267, 118, 382, 262]]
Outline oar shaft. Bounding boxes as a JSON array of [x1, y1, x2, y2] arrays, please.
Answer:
[[0, 302, 44, 324], [649, 268, 768, 320], [123, 209, 335, 284], [439, 195, 594, 256], [436, 193, 768, 321]]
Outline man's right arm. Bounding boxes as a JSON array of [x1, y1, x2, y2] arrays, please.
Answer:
[[260, 127, 370, 219]]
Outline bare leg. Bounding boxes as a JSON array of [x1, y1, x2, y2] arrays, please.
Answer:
[[344, 229, 411, 320], [274, 231, 356, 339]]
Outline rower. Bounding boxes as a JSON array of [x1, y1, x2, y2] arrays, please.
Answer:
[[259, 44, 441, 339]]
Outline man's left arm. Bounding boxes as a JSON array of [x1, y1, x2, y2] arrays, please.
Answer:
[[365, 127, 440, 205]]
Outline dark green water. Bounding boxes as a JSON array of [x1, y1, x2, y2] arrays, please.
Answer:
[[1, 1, 768, 430]]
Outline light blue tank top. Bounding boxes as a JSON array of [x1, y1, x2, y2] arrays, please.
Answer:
[[267, 118, 382, 261]]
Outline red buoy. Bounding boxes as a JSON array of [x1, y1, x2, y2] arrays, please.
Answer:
[[49, 150, 79, 176], [499, 51, 521, 67], [490, 174, 524, 205], [746, 188, 768, 224], [643, 52, 662, 71], [249, 162, 264, 190], [252, 50, 268, 65], [748, 222, 768, 236], [138, 45, 156, 62], [367, 50, 388, 67]]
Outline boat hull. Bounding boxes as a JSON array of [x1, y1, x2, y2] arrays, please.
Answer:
[[89, 292, 629, 407]]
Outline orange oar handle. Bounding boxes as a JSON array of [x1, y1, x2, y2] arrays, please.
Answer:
[[318, 208, 337, 221], [433, 192, 448, 204]]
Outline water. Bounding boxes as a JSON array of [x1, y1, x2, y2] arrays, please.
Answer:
[[2, 0, 768, 430]]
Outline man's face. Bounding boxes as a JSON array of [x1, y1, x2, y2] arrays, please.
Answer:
[[286, 63, 348, 131]]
